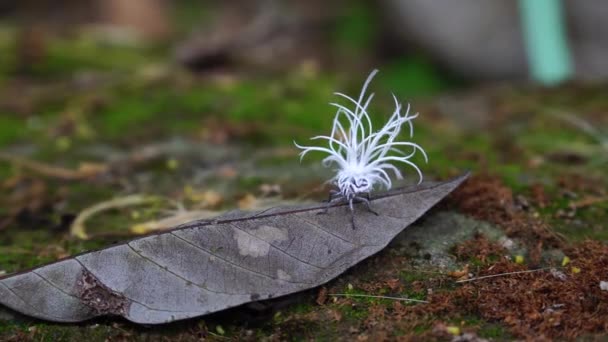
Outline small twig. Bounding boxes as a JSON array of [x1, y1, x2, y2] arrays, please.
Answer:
[[70, 194, 161, 240], [400, 268, 448, 276], [570, 196, 608, 209], [553, 111, 608, 152], [455, 267, 556, 284], [328, 293, 428, 303], [130, 209, 219, 234], [0, 152, 107, 180], [0, 246, 35, 255], [554, 112, 605, 143], [207, 331, 230, 340]]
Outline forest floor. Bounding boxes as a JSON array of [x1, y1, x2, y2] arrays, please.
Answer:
[[0, 23, 607, 341]]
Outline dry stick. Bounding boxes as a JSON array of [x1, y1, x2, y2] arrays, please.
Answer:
[[0, 152, 106, 180], [207, 331, 230, 340], [571, 196, 608, 209], [130, 209, 220, 234], [400, 268, 447, 276], [328, 293, 428, 303], [455, 267, 558, 284], [553, 111, 608, 152], [70, 194, 160, 240]]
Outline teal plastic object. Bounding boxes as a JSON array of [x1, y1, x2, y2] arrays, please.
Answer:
[[519, 0, 572, 85]]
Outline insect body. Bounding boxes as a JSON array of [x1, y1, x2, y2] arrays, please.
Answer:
[[295, 70, 427, 228]]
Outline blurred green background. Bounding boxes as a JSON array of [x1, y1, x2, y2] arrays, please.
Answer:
[[0, 1, 606, 340]]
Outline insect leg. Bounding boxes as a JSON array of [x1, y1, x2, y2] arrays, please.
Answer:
[[317, 190, 341, 215], [365, 192, 380, 216], [322, 189, 340, 203], [352, 194, 379, 216], [349, 198, 356, 230]]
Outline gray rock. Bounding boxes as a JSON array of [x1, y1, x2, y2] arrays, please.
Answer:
[[382, 0, 527, 80], [383, 0, 608, 80], [566, 0, 608, 79], [391, 211, 521, 269]]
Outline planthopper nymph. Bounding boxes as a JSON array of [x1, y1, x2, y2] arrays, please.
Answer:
[[295, 70, 428, 228]]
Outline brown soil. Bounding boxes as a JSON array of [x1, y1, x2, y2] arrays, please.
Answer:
[[320, 239, 608, 341], [448, 175, 565, 265], [453, 240, 608, 340], [303, 176, 608, 341]]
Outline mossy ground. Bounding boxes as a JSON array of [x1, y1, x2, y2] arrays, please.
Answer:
[[0, 7, 607, 341]]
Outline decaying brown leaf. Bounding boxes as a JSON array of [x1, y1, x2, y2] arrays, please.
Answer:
[[0, 174, 467, 324]]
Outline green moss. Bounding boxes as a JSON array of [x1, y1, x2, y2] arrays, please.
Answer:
[[477, 323, 510, 339], [0, 116, 28, 146], [171, 0, 211, 35], [284, 302, 316, 316], [412, 323, 432, 334], [333, 1, 377, 53], [29, 323, 123, 342], [399, 270, 428, 284], [99, 95, 165, 138], [380, 57, 456, 98], [543, 200, 608, 241], [85, 74, 338, 144], [31, 37, 158, 78], [338, 302, 369, 321]]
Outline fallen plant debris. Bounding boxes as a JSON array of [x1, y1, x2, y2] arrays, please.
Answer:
[[129, 209, 220, 235], [0, 175, 467, 324], [569, 195, 608, 210], [453, 233, 507, 264], [553, 111, 608, 156], [69, 194, 163, 239], [305, 226, 608, 341], [455, 266, 558, 284], [0, 176, 52, 231], [448, 175, 565, 265], [452, 240, 608, 339], [0, 152, 109, 181], [328, 293, 428, 303]]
